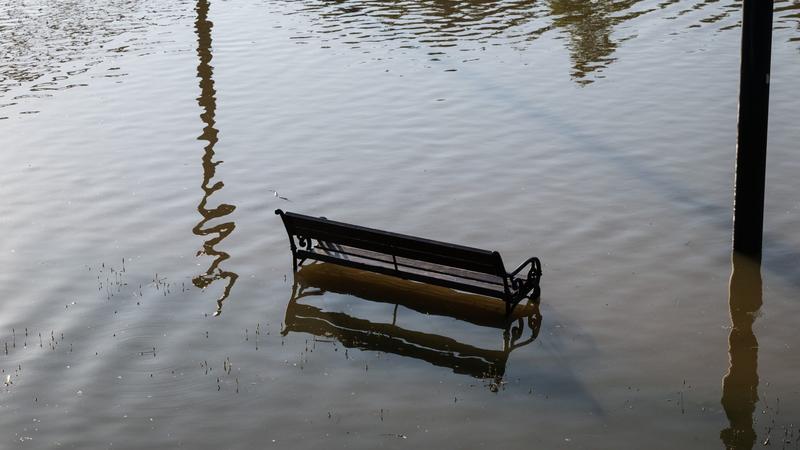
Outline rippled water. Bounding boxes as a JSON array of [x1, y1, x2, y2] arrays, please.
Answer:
[[1, 0, 799, 447]]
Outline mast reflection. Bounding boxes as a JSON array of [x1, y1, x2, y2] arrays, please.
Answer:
[[282, 263, 542, 384], [193, 0, 238, 316], [720, 252, 762, 449]]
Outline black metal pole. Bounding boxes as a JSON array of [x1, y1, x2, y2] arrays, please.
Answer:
[[732, 0, 774, 260]]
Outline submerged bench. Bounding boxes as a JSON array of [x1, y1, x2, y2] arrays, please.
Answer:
[[275, 210, 542, 313]]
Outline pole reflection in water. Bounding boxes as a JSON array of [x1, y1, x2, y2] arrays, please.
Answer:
[[721, 253, 762, 449], [282, 263, 542, 387], [192, 0, 238, 316]]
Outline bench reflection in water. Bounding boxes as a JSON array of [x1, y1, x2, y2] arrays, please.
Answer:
[[281, 263, 542, 384]]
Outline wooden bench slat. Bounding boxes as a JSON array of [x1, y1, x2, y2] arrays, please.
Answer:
[[305, 247, 506, 293], [395, 256, 505, 286], [315, 242, 395, 265], [297, 249, 507, 299], [286, 213, 502, 275], [316, 243, 505, 286], [285, 211, 493, 256], [294, 225, 502, 275]]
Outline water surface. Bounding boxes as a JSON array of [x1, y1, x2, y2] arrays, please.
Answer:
[[1, 0, 799, 448]]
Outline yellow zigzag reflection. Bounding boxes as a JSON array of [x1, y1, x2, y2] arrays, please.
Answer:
[[192, 0, 238, 316]]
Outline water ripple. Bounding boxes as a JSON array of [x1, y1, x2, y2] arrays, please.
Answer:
[[277, 0, 800, 84], [0, 0, 190, 114]]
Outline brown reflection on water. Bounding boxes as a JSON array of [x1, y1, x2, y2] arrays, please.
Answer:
[[192, 0, 238, 316], [290, 0, 637, 81], [287, 0, 800, 84], [547, 0, 648, 83], [282, 263, 541, 386], [287, 0, 649, 82], [294, 0, 545, 39], [720, 253, 762, 449]]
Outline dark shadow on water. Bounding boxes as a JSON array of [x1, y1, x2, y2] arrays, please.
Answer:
[[192, 0, 238, 316], [281, 263, 541, 385], [720, 252, 762, 449]]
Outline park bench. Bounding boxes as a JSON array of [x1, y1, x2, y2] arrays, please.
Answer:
[[275, 210, 542, 313]]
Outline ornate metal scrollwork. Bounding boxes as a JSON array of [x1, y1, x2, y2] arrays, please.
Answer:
[[296, 235, 314, 251], [527, 266, 537, 283], [528, 258, 542, 281]]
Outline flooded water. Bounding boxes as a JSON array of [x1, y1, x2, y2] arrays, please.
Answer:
[[2, 0, 799, 447]]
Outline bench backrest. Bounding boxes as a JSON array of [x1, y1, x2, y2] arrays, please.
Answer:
[[276, 210, 507, 277]]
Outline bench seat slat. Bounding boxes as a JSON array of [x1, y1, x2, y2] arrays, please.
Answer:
[[315, 242, 395, 265], [305, 247, 507, 292], [297, 249, 507, 299], [395, 257, 504, 286], [316, 243, 505, 286]]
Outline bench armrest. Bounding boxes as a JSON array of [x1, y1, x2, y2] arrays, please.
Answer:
[[509, 257, 542, 278]]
